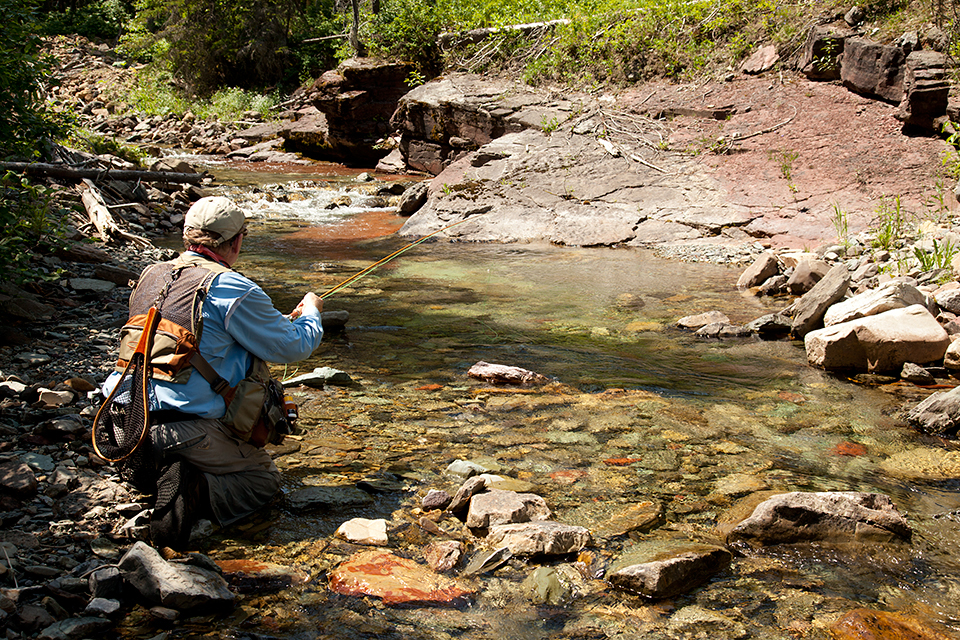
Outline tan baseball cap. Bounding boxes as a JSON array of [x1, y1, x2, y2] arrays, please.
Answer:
[[184, 196, 247, 242]]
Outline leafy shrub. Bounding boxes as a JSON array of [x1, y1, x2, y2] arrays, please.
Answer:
[[0, 0, 71, 159], [0, 172, 71, 284], [38, 0, 132, 40]]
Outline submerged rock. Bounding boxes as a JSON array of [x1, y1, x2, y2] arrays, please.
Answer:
[[285, 485, 374, 511], [830, 608, 954, 640], [422, 540, 464, 572], [723, 491, 912, 546], [486, 521, 591, 555], [608, 540, 732, 599], [466, 489, 551, 528], [328, 550, 474, 606]]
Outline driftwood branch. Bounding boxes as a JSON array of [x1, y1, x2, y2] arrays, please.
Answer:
[[439, 19, 571, 49], [80, 180, 153, 248], [0, 162, 205, 185], [301, 33, 350, 43]]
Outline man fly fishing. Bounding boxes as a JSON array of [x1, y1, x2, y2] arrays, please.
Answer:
[[95, 196, 324, 549]]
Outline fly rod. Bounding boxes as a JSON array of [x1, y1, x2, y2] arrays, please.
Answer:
[[319, 217, 471, 300], [289, 217, 471, 319]]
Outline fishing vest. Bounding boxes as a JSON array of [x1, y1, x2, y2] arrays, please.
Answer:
[[117, 253, 291, 446]]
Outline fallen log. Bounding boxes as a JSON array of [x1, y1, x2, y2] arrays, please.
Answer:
[[0, 162, 206, 185], [80, 180, 153, 248]]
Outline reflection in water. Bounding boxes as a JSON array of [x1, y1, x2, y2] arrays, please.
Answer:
[[158, 173, 960, 640]]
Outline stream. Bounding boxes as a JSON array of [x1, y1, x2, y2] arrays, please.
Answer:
[[139, 159, 960, 639]]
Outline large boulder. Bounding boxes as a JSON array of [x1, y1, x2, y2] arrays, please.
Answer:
[[723, 491, 912, 546], [391, 74, 536, 174], [897, 50, 950, 130], [285, 59, 412, 164], [786, 258, 831, 295], [737, 251, 779, 290], [465, 489, 551, 528], [791, 263, 851, 338], [805, 304, 950, 372], [823, 281, 930, 326], [840, 37, 906, 103]]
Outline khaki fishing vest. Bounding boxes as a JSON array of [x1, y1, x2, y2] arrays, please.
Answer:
[[117, 253, 230, 384]]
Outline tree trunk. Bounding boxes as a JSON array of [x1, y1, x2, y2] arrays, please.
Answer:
[[0, 162, 206, 185]]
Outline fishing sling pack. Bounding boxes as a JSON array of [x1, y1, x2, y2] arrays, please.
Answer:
[[92, 254, 293, 488]]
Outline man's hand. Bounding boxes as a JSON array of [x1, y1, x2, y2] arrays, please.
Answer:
[[300, 292, 322, 313], [290, 292, 322, 319]]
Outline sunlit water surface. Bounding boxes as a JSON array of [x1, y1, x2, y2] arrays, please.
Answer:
[[141, 161, 960, 640]]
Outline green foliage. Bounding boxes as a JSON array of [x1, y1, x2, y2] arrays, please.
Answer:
[[540, 115, 561, 134], [0, 0, 72, 159], [37, 0, 133, 40], [126, 70, 191, 115], [914, 238, 957, 271], [872, 195, 906, 251], [123, 69, 280, 119], [70, 131, 147, 165], [832, 203, 849, 246], [0, 172, 70, 285]]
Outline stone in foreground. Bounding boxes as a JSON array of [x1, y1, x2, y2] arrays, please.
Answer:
[[805, 305, 949, 372], [486, 521, 591, 555], [118, 542, 235, 612], [608, 541, 732, 599], [723, 491, 912, 546], [335, 518, 389, 546], [328, 550, 474, 606], [466, 489, 551, 528]]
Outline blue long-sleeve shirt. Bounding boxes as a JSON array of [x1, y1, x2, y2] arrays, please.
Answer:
[[103, 255, 323, 418]]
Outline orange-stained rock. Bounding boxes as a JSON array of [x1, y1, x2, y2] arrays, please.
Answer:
[[328, 550, 474, 606], [829, 608, 955, 640]]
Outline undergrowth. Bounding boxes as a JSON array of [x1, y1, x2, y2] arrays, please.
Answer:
[[362, 0, 862, 86]]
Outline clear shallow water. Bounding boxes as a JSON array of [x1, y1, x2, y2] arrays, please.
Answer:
[[145, 166, 960, 640]]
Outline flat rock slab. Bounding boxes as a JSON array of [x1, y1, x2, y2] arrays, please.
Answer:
[[608, 540, 732, 599], [486, 521, 591, 555], [400, 127, 753, 248], [723, 491, 912, 546], [824, 281, 929, 326], [880, 447, 960, 481], [328, 550, 474, 606]]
